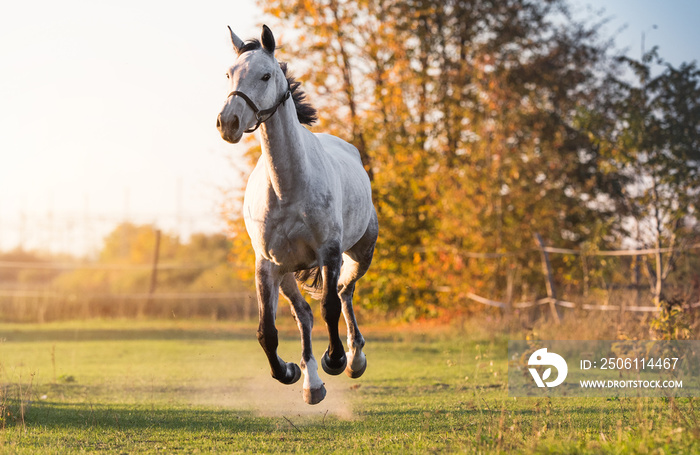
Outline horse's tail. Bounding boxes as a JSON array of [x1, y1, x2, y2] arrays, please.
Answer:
[[294, 267, 324, 300]]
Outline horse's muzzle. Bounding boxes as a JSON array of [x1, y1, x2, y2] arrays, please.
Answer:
[[217, 113, 242, 144]]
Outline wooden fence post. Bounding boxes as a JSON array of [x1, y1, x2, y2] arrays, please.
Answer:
[[145, 229, 162, 313], [505, 261, 515, 313], [634, 252, 641, 308], [534, 233, 562, 323]]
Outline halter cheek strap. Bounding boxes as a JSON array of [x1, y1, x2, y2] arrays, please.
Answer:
[[227, 81, 292, 133]]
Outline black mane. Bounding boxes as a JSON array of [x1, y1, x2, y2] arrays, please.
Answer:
[[237, 40, 318, 126], [279, 62, 318, 126]]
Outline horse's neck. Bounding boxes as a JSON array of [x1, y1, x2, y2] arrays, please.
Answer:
[[259, 101, 309, 200]]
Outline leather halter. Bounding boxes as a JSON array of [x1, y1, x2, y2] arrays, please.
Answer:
[[227, 80, 292, 133]]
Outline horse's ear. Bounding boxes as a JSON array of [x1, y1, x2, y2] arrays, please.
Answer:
[[261, 24, 275, 54], [228, 26, 244, 54]]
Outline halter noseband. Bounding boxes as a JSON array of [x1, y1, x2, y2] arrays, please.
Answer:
[[227, 80, 292, 133]]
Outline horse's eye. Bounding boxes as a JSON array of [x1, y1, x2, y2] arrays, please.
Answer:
[[261, 73, 271, 81]]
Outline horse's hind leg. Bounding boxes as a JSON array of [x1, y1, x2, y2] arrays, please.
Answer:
[[319, 243, 348, 375], [339, 213, 378, 378], [280, 273, 325, 404], [255, 258, 301, 386], [338, 278, 366, 378]]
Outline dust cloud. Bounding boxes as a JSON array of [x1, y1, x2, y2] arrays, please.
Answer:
[[186, 377, 356, 420]]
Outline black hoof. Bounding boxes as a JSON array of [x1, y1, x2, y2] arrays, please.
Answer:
[[321, 350, 347, 375], [276, 362, 301, 385], [303, 385, 327, 405], [346, 354, 367, 379]]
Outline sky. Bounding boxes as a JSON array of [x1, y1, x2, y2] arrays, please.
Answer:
[[575, 0, 699, 66], [1, 0, 698, 256]]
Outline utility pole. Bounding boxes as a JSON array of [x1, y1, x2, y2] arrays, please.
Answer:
[[176, 177, 183, 241], [145, 229, 162, 315]]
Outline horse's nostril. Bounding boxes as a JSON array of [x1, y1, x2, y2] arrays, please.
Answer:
[[217, 113, 240, 136]]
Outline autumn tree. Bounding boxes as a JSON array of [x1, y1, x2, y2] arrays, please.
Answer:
[[229, 0, 630, 318], [54, 223, 240, 294]]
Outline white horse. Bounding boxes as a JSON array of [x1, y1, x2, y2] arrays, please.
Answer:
[[216, 25, 378, 405]]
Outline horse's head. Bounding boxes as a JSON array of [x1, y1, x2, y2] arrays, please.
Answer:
[[217, 25, 288, 144]]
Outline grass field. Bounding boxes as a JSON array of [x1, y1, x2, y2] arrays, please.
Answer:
[[1, 318, 698, 453]]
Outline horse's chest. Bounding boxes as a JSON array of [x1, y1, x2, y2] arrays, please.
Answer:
[[244, 200, 327, 269]]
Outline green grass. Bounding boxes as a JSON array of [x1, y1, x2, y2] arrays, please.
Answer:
[[0, 319, 698, 453]]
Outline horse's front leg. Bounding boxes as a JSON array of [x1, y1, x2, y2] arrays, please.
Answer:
[[280, 274, 325, 404], [319, 244, 347, 375], [255, 258, 301, 385]]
